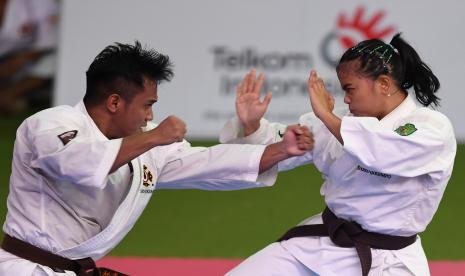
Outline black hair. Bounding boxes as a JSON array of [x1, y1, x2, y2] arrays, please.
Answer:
[[83, 41, 173, 106], [336, 33, 440, 107]]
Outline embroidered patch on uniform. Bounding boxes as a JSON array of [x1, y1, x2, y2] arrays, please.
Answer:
[[143, 165, 154, 187], [278, 130, 284, 138], [57, 130, 78, 145], [394, 123, 417, 136]]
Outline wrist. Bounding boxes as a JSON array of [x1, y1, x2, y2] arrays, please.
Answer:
[[243, 121, 260, 136], [274, 141, 292, 159], [316, 110, 333, 122], [259, 142, 291, 173], [147, 129, 165, 147]]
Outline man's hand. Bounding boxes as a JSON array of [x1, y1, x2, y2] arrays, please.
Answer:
[[307, 70, 335, 119], [280, 125, 314, 156], [236, 69, 272, 136], [258, 125, 313, 173], [151, 115, 187, 145]]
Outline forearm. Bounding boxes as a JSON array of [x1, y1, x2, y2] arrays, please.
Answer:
[[111, 115, 186, 172], [259, 142, 290, 173], [110, 131, 158, 172], [319, 112, 343, 144]]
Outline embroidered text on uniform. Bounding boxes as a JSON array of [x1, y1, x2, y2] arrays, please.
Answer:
[[357, 165, 391, 179]]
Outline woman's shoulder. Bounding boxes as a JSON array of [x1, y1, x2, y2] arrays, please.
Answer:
[[401, 107, 455, 138], [411, 107, 453, 128]]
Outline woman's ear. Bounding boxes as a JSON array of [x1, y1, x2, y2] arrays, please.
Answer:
[[376, 75, 392, 96]]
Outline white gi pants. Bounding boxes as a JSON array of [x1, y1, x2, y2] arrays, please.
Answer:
[[226, 241, 415, 276], [226, 243, 318, 276]]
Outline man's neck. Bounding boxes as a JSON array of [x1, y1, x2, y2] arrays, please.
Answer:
[[85, 104, 113, 138]]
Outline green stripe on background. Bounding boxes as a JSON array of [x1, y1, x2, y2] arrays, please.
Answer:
[[0, 115, 464, 260]]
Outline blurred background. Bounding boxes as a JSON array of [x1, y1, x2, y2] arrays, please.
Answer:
[[0, 0, 464, 275]]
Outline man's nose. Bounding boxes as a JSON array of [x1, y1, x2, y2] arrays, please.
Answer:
[[146, 109, 153, 121]]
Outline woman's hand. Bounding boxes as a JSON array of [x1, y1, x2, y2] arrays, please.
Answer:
[[307, 70, 335, 119], [307, 70, 343, 144], [236, 69, 272, 136]]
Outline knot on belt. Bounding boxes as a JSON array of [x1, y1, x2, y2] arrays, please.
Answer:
[[277, 207, 417, 276], [323, 208, 364, 248]]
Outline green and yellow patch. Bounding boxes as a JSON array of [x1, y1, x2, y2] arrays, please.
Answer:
[[395, 123, 417, 136]]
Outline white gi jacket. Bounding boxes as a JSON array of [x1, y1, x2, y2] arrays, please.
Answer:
[[220, 95, 456, 275], [0, 101, 277, 276]]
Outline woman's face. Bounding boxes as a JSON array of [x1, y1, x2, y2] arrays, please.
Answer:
[[337, 63, 385, 118]]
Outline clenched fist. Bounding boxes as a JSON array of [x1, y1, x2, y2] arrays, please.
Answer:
[[152, 115, 187, 145], [280, 125, 314, 156]]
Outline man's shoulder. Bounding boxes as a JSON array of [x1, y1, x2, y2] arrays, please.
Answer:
[[22, 105, 86, 132], [30, 105, 78, 117]]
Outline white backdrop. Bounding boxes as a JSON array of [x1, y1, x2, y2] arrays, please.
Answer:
[[55, 0, 465, 140]]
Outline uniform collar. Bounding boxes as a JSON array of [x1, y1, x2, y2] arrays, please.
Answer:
[[379, 94, 418, 128], [74, 100, 109, 140]]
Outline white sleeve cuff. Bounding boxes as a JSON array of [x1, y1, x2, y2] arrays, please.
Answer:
[[219, 117, 271, 144]]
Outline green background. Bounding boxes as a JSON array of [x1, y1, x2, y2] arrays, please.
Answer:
[[0, 114, 463, 260]]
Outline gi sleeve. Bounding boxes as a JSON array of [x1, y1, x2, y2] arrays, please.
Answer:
[[219, 117, 286, 145], [219, 116, 316, 172], [341, 111, 456, 177], [24, 116, 122, 189], [155, 141, 278, 190]]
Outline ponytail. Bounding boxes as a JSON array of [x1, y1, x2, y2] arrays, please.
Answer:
[[389, 33, 440, 107]]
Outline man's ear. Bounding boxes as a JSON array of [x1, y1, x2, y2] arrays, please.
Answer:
[[106, 93, 124, 113]]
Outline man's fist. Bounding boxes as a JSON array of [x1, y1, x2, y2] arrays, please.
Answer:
[[152, 115, 187, 145], [281, 125, 314, 156]]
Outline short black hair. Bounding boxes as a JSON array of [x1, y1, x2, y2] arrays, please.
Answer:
[[83, 41, 173, 106]]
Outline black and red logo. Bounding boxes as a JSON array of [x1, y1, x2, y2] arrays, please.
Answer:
[[321, 6, 396, 68], [58, 130, 78, 145]]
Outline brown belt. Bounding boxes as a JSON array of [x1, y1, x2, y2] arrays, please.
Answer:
[[1, 234, 128, 276], [277, 207, 417, 276]]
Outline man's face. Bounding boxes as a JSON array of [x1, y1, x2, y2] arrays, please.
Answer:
[[114, 79, 158, 137]]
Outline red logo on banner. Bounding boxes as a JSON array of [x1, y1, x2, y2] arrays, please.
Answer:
[[321, 6, 396, 68], [338, 6, 395, 48]]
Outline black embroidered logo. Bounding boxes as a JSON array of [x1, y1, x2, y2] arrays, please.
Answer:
[[58, 130, 78, 145], [278, 130, 284, 138], [143, 165, 154, 187]]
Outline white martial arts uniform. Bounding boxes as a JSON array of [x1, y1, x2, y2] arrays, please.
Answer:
[[220, 95, 456, 276], [0, 101, 277, 276]]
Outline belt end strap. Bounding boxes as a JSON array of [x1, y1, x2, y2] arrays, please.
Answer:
[[1, 234, 128, 276]]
